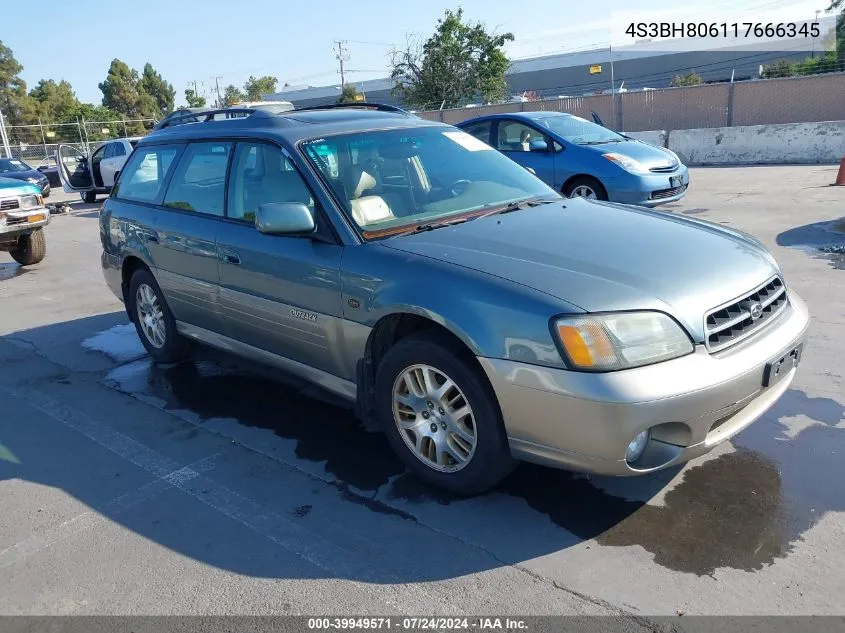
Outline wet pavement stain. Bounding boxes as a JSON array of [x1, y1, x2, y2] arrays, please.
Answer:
[[112, 356, 404, 491], [0, 263, 26, 281], [777, 218, 845, 270], [108, 350, 844, 576]]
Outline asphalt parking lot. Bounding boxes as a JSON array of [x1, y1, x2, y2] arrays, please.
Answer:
[[1, 167, 843, 618]]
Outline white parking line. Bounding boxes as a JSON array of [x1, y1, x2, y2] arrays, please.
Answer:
[[2, 386, 380, 578]]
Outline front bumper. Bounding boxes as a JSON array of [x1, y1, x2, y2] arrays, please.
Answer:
[[480, 290, 810, 476], [0, 207, 51, 242], [606, 165, 690, 207]]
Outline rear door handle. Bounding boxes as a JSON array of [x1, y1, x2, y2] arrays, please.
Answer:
[[219, 250, 241, 265]]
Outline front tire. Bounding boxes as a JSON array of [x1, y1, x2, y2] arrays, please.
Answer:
[[563, 176, 608, 201], [128, 268, 187, 363], [375, 331, 516, 495], [81, 191, 96, 204], [10, 228, 46, 265]]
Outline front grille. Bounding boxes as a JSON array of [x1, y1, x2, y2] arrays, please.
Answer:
[[0, 198, 20, 211], [5, 216, 26, 226], [704, 276, 788, 352], [650, 185, 686, 200], [649, 164, 677, 173]]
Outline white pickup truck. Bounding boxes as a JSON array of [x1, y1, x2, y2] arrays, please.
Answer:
[[56, 137, 142, 203]]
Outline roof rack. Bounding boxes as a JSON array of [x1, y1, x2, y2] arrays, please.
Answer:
[[294, 102, 414, 115], [152, 107, 274, 130]]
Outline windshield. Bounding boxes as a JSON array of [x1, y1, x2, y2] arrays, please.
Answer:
[[0, 159, 31, 173], [301, 126, 557, 236], [535, 115, 625, 145]]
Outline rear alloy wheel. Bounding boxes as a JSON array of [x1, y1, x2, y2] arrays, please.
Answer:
[[128, 268, 187, 363], [564, 176, 608, 201], [9, 228, 46, 265], [375, 331, 516, 495]]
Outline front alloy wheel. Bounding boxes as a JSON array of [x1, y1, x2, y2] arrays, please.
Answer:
[[569, 185, 598, 199], [375, 331, 516, 495], [392, 364, 477, 472]]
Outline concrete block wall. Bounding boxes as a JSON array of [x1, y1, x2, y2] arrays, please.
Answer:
[[624, 121, 845, 166]]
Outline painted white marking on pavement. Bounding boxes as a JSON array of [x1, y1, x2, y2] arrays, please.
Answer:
[[3, 386, 377, 578], [0, 454, 221, 570]]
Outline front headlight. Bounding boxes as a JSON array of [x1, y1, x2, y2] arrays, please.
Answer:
[[553, 312, 693, 371], [20, 194, 43, 210], [602, 152, 648, 174]]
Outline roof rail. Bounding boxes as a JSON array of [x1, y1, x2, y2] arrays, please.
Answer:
[[152, 107, 274, 130], [294, 102, 414, 115]]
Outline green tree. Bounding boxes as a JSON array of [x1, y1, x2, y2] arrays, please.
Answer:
[[184, 88, 206, 108], [761, 59, 796, 78], [0, 40, 36, 131], [670, 72, 703, 87], [29, 79, 79, 122], [99, 59, 144, 116], [243, 75, 278, 101], [390, 8, 514, 109], [223, 84, 246, 106], [139, 63, 175, 117], [337, 83, 362, 103]]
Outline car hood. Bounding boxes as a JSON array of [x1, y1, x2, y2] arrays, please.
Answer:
[[382, 199, 779, 342], [587, 138, 679, 169], [0, 170, 46, 183], [0, 176, 40, 195]]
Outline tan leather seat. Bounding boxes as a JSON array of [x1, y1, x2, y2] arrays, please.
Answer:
[[347, 167, 395, 226]]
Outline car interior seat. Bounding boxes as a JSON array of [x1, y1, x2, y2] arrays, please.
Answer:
[[346, 166, 395, 226]]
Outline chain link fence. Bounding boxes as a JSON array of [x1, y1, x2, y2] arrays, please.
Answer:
[[419, 72, 845, 132], [0, 118, 157, 166]]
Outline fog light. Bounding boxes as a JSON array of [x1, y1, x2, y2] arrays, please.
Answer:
[[626, 430, 650, 463]]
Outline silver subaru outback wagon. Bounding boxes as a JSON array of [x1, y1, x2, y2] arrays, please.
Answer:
[[98, 104, 809, 495]]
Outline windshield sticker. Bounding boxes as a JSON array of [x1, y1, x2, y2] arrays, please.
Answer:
[[442, 131, 492, 152]]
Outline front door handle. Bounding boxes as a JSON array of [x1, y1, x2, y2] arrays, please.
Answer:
[[219, 250, 241, 265]]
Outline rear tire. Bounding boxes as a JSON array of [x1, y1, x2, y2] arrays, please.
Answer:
[[10, 228, 46, 265], [82, 191, 96, 204], [563, 176, 608, 201], [128, 268, 188, 364], [375, 331, 516, 496]]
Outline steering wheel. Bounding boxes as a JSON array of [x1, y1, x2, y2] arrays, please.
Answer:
[[449, 179, 471, 197]]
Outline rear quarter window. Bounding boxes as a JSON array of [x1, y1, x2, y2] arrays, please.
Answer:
[[113, 145, 181, 203]]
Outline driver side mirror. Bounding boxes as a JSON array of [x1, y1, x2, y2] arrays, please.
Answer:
[[256, 202, 316, 236], [529, 139, 548, 153]]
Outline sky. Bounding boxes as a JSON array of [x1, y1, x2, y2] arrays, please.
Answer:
[[2, 0, 833, 107]]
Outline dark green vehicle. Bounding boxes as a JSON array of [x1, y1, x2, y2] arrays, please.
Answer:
[[0, 176, 49, 265], [99, 105, 808, 495]]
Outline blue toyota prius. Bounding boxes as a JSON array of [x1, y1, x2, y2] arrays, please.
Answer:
[[456, 111, 689, 207]]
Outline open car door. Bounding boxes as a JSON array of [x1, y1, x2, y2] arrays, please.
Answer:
[[55, 144, 93, 193]]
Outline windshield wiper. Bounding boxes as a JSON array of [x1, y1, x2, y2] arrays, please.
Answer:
[[412, 217, 469, 233], [473, 197, 558, 221], [579, 139, 622, 145]]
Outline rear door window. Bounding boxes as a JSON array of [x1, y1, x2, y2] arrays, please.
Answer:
[[162, 142, 232, 216], [113, 144, 182, 203]]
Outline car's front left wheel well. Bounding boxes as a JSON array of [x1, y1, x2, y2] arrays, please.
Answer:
[[355, 313, 482, 421]]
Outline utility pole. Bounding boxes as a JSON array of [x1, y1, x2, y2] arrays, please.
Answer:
[[214, 76, 223, 108], [335, 40, 349, 87]]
